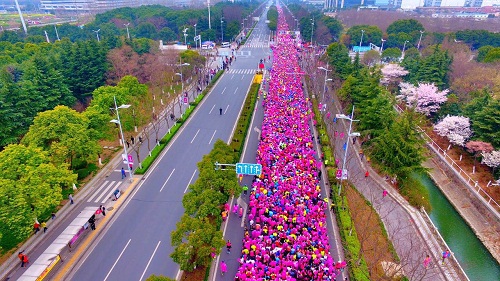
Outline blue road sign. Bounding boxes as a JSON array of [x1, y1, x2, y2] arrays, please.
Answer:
[[236, 163, 262, 176]]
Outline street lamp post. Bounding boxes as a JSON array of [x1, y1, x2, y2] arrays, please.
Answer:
[[208, 0, 211, 29], [336, 105, 359, 196], [54, 25, 60, 41], [318, 63, 331, 102], [380, 38, 386, 54], [194, 24, 197, 48], [183, 27, 188, 46], [402, 40, 409, 56], [359, 29, 365, 48], [110, 96, 133, 182], [175, 59, 191, 103], [124, 23, 130, 39], [417, 30, 424, 50], [93, 29, 100, 42], [220, 18, 224, 42], [310, 18, 314, 46]]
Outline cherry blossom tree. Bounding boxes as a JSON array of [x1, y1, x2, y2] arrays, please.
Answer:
[[481, 151, 500, 174], [397, 82, 449, 116], [381, 64, 408, 85], [466, 141, 494, 170], [434, 115, 472, 147]]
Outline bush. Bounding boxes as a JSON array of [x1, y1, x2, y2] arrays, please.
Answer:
[[76, 163, 98, 180], [399, 172, 432, 212]]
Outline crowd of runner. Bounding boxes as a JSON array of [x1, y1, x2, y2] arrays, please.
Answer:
[[234, 6, 338, 281]]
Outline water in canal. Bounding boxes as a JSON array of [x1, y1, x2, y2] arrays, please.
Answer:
[[414, 172, 500, 281]]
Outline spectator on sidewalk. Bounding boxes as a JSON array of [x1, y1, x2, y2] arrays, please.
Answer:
[[33, 221, 40, 234], [69, 194, 74, 204], [121, 167, 126, 179], [41, 221, 48, 233]]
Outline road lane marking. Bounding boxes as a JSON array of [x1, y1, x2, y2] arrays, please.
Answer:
[[213, 196, 236, 281], [209, 130, 217, 144], [224, 104, 229, 114], [185, 169, 197, 193], [87, 181, 109, 202], [221, 87, 226, 95], [139, 240, 161, 281], [190, 129, 200, 144], [241, 75, 244, 80], [159, 169, 175, 192], [101, 181, 123, 203], [231, 74, 234, 79], [233, 87, 239, 95], [209, 104, 215, 114], [103, 239, 131, 281]]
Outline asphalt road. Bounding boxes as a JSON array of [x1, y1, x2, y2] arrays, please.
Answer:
[[69, 13, 273, 281]]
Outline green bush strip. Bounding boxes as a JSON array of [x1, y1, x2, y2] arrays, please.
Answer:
[[230, 83, 260, 158], [135, 70, 224, 174]]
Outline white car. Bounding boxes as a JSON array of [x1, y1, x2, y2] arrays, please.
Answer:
[[221, 42, 231, 48]]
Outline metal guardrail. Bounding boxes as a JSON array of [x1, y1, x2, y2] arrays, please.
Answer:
[[420, 208, 471, 281], [394, 105, 500, 219]]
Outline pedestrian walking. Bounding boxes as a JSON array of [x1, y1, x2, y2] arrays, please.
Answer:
[[69, 194, 74, 204], [219, 107, 223, 115], [33, 221, 40, 234], [131, 136, 135, 144], [41, 221, 47, 233], [22, 253, 29, 267], [51, 213, 56, 220], [220, 260, 227, 276], [383, 189, 388, 198], [365, 171, 369, 178], [100, 205, 106, 216], [424, 255, 431, 268], [441, 249, 451, 264], [126, 141, 130, 148], [226, 240, 232, 253], [18, 251, 26, 267], [121, 167, 126, 179], [139, 136, 143, 143]]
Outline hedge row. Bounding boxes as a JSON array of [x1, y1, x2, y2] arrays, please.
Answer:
[[230, 83, 260, 158], [135, 70, 224, 174]]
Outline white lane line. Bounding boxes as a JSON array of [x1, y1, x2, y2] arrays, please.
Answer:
[[100, 181, 122, 203], [209, 130, 217, 144], [221, 87, 226, 95], [175, 269, 182, 281], [224, 104, 229, 114], [159, 169, 175, 192], [92, 181, 115, 203], [209, 104, 215, 114], [190, 129, 200, 144], [231, 74, 234, 79], [104, 239, 131, 281], [138, 240, 161, 281], [184, 169, 197, 193], [87, 181, 109, 202], [213, 196, 236, 281], [233, 87, 239, 95], [241, 75, 244, 80]]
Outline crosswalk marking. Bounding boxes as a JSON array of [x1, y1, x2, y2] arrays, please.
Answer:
[[87, 181, 111, 202], [100, 181, 122, 203], [226, 69, 257, 74], [244, 42, 270, 48]]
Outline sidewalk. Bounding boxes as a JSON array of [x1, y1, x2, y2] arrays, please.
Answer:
[[304, 76, 467, 279], [0, 62, 222, 281]]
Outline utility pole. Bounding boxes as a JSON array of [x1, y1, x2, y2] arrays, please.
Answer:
[[14, 0, 27, 34], [208, 0, 211, 29], [417, 30, 424, 50], [220, 18, 224, 42], [124, 23, 130, 39], [54, 25, 60, 41]]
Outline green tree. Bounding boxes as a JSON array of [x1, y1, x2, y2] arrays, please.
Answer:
[[467, 97, 500, 148], [476, 45, 494, 62], [321, 16, 342, 40], [483, 48, 500, 63], [346, 25, 383, 47], [170, 215, 225, 272], [368, 111, 427, 176], [402, 45, 451, 89], [327, 42, 351, 79], [381, 47, 402, 62], [135, 22, 158, 39], [0, 144, 76, 250], [387, 19, 424, 35], [21, 106, 100, 168]]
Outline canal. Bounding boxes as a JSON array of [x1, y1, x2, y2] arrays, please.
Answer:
[[415, 172, 500, 281]]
